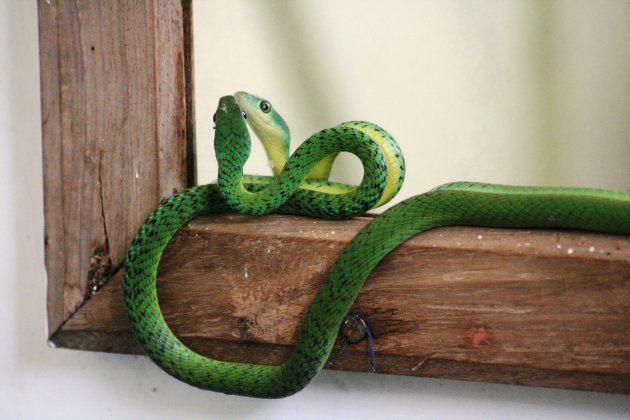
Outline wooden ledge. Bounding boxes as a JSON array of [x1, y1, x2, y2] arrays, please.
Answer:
[[52, 214, 630, 394]]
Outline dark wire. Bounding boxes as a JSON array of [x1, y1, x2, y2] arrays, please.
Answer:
[[365, 323, 376, 374], [338, 319, 376, 373]]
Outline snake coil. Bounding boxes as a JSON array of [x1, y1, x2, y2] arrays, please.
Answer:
[[123, 93, 630, 398]]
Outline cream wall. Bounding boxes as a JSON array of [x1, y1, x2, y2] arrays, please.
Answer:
[[1, 1, 630, 419], [195, 0, 629, 213]]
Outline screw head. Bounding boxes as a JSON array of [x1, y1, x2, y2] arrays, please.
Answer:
[[341, 313, 367, 343]]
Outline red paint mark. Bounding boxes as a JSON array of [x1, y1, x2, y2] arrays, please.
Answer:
[[466, 325, 492, 348]]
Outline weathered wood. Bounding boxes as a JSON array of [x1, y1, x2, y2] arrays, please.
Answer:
[[39, 0, 193, 335], [53, 214, 630, 394]]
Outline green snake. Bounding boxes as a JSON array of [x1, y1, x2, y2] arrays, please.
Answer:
[[122, 92, 630, 398]]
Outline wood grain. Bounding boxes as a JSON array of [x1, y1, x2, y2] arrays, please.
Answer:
[[39, 0, 193, 335], [54, 214, 630, 394]]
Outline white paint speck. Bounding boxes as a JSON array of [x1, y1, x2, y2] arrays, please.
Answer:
[[556, 244, 562, 249], [588, 246, 595, 253], [135, 169, 139, 179], [567, 248, 574, 255], [244, 266, 249, 280], [477, 235, 483, 240], [331, 231, 336, 234]]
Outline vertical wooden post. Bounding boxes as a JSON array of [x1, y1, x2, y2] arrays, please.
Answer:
[[38, 0, 193, 336]]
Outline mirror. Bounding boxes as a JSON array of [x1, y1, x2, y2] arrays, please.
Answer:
[[194, 1, 629, 211]]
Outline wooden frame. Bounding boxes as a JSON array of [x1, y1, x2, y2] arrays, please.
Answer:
[[40, 0, 630, 394], [39, 0, 194, 336]]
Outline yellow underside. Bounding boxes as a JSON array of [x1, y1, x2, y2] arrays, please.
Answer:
[[255, 122, 404, 209], [243, 175, 355, 195], [341, 122, 404, 208]]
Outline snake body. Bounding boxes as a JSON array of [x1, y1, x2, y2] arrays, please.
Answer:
[[123, 93, 630, 398]]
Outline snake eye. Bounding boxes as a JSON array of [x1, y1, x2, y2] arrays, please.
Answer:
[[259, 100, 271, 113], [212, 113, 217, 123], [242, 111, 247, 119]]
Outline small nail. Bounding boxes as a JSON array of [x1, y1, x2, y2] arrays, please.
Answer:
[[341, 313, 367, 343]]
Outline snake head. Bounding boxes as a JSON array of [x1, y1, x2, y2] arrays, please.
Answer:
[[214, 96, 251, 162], [213, 95, 251, 180], [234, 91, 290, 176]]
